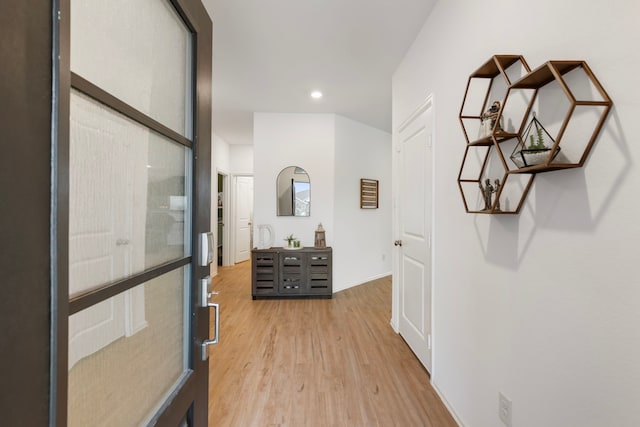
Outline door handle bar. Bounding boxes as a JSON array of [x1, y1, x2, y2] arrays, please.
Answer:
[[199, 276, 220, 361], [201, 302, 219, 361]]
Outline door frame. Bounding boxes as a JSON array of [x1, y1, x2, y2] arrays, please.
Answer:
[[0, 1, 53, 425], [391, 95, 436, 370], [215, 170, 230, 269], [51, 0, 212, 425]]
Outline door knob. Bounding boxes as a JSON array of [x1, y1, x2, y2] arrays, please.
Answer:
[[394, 240, 402, 246]]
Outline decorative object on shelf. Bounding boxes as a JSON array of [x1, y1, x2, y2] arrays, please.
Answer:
[[360, 178, 379, 209], [314, 223, 326, 248], [255, 224, 274, 249], [480, 101, 503, 138], [510, 115, 560, 168], [284, 234, 300, 249], [478, 179, 493, 211], [479, 178, 501, 211]]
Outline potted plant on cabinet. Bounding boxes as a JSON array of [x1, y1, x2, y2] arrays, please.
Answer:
[[284, 234, 300, 249]]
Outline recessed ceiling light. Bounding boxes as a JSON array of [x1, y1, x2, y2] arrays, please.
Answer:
[[310, 90, 323, 99]]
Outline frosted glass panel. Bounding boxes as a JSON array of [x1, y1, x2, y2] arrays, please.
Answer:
[[69, 91, 190, 297], [70, 0, 192, 136], [68, 268, 188, 427]]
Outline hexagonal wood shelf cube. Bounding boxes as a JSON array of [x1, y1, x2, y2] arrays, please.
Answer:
[[503, 60, 613, 174], [459, 55, 531, 146]]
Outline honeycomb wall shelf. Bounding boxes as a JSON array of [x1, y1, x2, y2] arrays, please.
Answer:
[[458, 55, 533, 214], [457, 56, 613, 215]]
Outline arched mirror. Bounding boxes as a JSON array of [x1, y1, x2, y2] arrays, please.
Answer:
[[277, 166, 310, 216]]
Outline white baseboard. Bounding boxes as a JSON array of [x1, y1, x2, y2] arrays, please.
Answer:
[[332, 271, 392, 293], [431, 380, 466, 427]]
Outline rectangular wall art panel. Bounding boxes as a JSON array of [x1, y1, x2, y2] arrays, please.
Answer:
[[360, 178, 379, 209]]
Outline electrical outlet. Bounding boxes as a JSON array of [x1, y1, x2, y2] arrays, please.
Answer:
[[498, 393, 512, 427]]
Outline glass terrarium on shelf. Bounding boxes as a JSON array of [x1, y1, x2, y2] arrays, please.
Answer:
[[510, 115, 560, 168]]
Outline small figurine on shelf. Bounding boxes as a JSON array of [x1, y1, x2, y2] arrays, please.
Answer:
[[481, 101, 503, 137], [479, 178, 495, 211], [494, 179, 501, 211]]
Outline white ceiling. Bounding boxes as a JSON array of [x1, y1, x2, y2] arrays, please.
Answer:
[[202, 0, 437, 145]]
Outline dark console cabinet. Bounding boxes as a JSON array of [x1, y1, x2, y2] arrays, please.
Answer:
[[252, 247, 332, 299]]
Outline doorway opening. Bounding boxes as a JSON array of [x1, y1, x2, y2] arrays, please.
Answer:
[[217, 173, 224, 266]]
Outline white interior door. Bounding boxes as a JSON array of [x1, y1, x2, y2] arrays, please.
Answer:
[[396, 98, 433, 372], [235, 176, 254, 263], [68, 96, 148, 368]]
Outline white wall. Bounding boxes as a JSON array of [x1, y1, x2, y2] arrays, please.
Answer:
[[212, 131, 230, 173], [253, 113, 392, 291], [229, 144, 254, 174], [393, 1, 640, 426], [334, 115, 392, 291], [253, 113, 336, 249]]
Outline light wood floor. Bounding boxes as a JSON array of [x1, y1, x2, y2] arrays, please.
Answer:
[[208, 261, 457, 427]]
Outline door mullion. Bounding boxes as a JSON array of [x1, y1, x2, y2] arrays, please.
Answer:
[[68, 257, 191, 315]]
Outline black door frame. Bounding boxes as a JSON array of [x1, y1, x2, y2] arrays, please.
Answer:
[[50, 0, 212, 425], [0, 1, 54, 425]]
